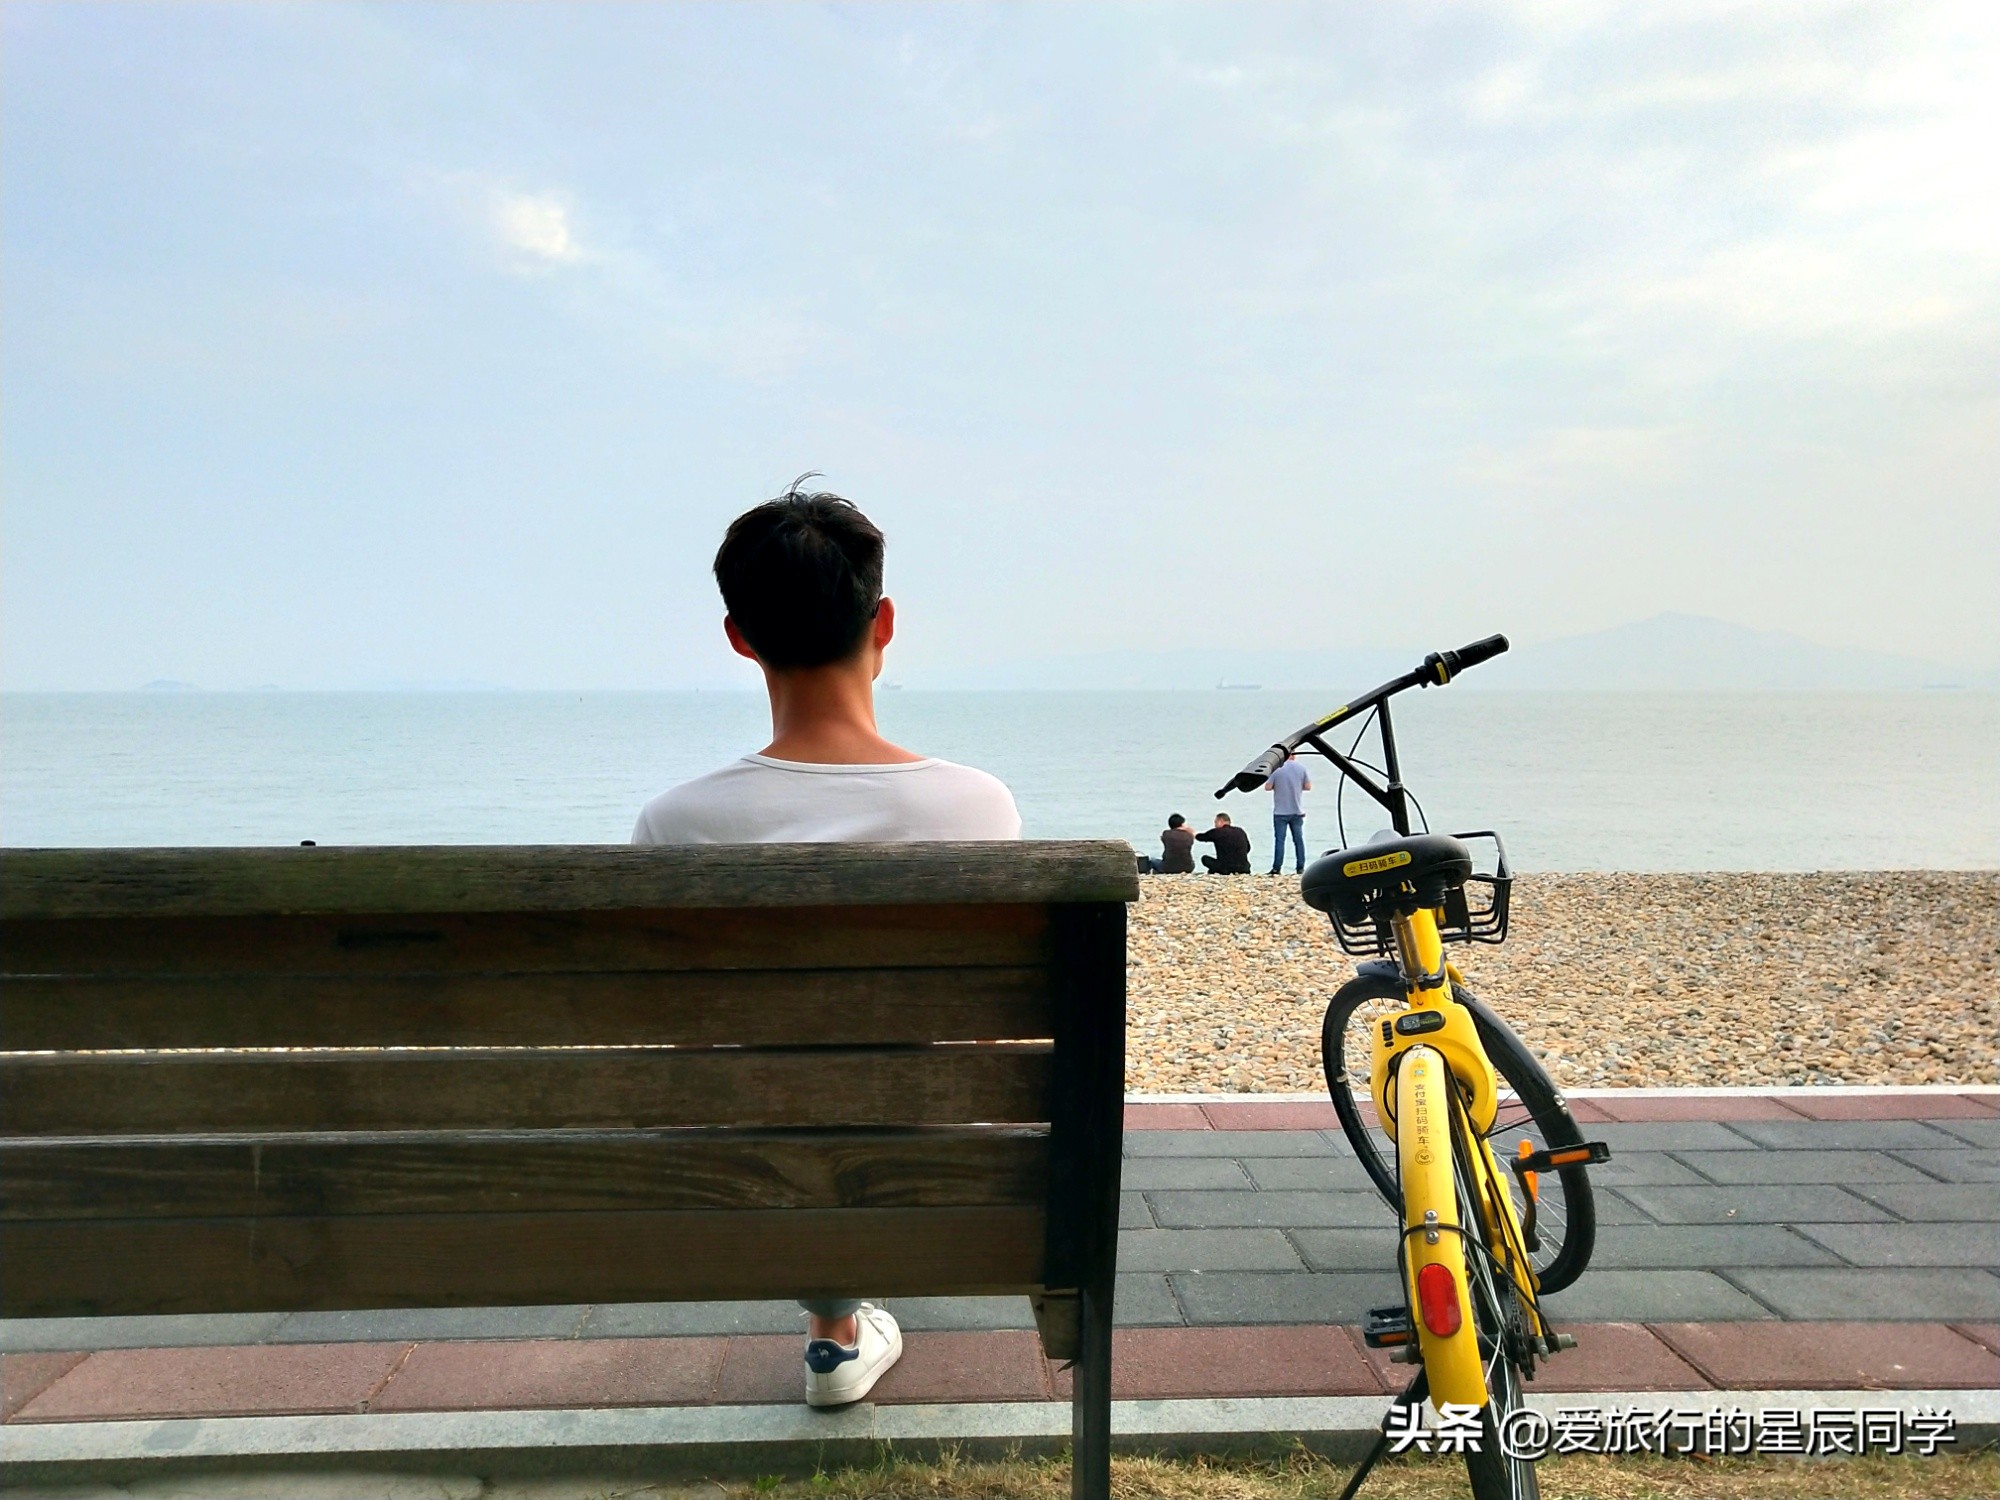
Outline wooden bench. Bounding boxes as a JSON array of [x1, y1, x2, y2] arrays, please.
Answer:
[[0, 840, 1136, 1496]]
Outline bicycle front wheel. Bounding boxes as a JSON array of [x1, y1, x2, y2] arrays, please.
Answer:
[[1322, 969, 1598, 1294], [1453, 1086, 1542, 1500]]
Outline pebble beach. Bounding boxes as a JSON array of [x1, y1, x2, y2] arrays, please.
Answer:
[[1126, 871, 1998, 1093]]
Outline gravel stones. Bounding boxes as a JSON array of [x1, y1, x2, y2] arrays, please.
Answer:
[[1125, 871, 1998, 1093]]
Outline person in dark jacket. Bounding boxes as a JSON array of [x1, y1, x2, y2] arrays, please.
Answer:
[[1158, 813, 1196, 873], [1196, 812, 1252, 874]]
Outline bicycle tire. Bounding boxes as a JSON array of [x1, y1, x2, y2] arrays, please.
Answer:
[[1451, 1089, 1541, 1500], [1322, 968, 1598, 1295]]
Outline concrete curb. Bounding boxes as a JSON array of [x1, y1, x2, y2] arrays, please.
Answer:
[[5, 1389, 1995, 1487]]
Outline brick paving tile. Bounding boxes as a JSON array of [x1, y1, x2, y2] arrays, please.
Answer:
[[1589, 1094, 1805, 1123], [1120, 1158, 1254, 1190], [885, 1296, 1035, 1332], [1673, 1150, 1932, 1185], [1579, 1154, 1712, 1187], [0, 1312, 286, 1354], [1948, 1323, 2000, 1356], [1614, 1184, 1892, 1225], [1120, 1193, 1156, 1229], [1113, 1274, 1188, 1327], [1652, 1321, 2000, 1390], [1728, 1120, 1966, 1152], [867, 1330, 1051, 1404], [1566, 1098, 1615, 1123], [2, 1352, 87, 1421], [715, 1335, 806, 1404], [1892, 1149, 2000, 1183], [1589, 1225, 1843, 1269], [1791, 1221, 1999, 1268], [1725, 1268, 2000, 1322], [1538, 1271, 1775, 1324], [1119, 1228, 1307, 1273], [11, 1342, 410, 1423], [1149, 1190, 1393, 1230], [271, 1305, 588, 1344], [1170, 1271, 1401, 1326], [1048, 1325, 1386, 1401], [1931, 1119, 2000, 1147], [1240, 1157, 1382, 1193], [1590, 1192, 1660, 1226], [1202, 1101, 1341, 1131], [580, 1301, 800, 1338], [1531, 1323, 1710, 1393], [1780, 1094, 2000, 1121], [1592, 1122, 1758, 1152], [1287, 1230, 1398, 1276], [1126, 1104, 1212, 1131], [370, 1337, 724, 1412], [1125, 1131, 1338, 1159]]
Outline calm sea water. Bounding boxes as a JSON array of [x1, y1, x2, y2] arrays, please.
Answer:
[[3, 690, 1994, 870]]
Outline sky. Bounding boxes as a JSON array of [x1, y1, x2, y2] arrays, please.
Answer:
[[4, 1, 1997, 690]]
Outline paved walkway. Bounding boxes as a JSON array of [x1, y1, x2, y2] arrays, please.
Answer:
[[5, 1090, 1996, 1426]]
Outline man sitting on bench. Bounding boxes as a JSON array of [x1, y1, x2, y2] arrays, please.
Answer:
[[633, 476, 1022, 1407]]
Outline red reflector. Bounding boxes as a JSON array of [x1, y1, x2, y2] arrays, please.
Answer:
[[1416, 1262, 1462, 1338]]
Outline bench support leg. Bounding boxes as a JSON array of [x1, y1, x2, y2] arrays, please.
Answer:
[[1072, 1276, 1113, 1500]]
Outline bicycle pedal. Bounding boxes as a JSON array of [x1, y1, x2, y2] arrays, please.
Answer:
[[1512, 1141, 1613, 1175], [1364, 1306, 1414, 1348]]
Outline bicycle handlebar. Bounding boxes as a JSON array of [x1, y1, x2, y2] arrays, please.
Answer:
[[1213, 633, 1511, 798], [1424, 633, 1509, 685]]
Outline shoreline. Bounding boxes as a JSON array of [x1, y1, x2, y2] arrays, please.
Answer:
[[1125, 870, 1998, 1093]]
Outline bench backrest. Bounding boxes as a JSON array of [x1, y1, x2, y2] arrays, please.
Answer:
[[0, 841, 1135, 1320]]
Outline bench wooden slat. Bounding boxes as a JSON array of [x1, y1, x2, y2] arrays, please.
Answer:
[[0, 1205, 1048, 1318], [3, 1047, 1054, 1136], [2, 966, 1052, 1050], [0, 1129, 1050, 1219], [0, 842, 1141, 920], [1, 905, 1049, 978]]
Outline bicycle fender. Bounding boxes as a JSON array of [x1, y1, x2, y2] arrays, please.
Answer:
[[1396, 1045, 1487, 1408]]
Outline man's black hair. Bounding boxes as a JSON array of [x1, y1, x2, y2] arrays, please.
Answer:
[[714, 474, 885, 670], [1215, 813, 1232, 825], [1167, 813, 1186, 829]]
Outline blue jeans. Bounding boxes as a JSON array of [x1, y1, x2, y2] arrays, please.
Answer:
[[1271, 814, 1306, 873]]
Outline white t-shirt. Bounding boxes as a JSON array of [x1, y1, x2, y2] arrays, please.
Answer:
[[631, 754, 1022, 845]]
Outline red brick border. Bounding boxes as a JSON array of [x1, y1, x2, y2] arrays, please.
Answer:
[[11, 1322, 1997, 1423]]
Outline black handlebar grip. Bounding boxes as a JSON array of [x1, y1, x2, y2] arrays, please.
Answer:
[[1424, 633, 1510, 685], [1216, 744, 1288, 797], [1454, 633, 1509, 670]]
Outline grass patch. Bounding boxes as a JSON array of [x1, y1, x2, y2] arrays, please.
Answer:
[[570, 1446, 1999, 1500]]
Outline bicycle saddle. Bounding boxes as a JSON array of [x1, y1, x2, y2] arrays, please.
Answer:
[[1302, 831, 1473, 923]]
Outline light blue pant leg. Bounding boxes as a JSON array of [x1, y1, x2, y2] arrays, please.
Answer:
[[801, 1297, 864, 1321]]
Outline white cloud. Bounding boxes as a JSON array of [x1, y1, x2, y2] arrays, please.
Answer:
[[491, 191, 584, 268]]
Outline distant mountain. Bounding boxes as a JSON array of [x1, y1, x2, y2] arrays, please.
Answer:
[[931, 614, 1980, 692], [1493, 613, 1969, 691]]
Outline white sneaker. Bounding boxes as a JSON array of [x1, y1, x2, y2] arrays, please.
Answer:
[[803, 1303, 903, 1408]]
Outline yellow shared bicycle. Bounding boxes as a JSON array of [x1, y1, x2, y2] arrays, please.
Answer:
[[1218, 635, 1611, 1500]]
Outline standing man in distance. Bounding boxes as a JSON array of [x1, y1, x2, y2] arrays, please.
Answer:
[[633, 477, 1021, 1407], [1264, 748, 1312, 875]]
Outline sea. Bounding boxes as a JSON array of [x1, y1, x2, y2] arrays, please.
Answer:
[[3, 690, 1994, 870]]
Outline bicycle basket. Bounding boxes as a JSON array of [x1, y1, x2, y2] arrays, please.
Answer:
[[1320, 830, 1512, 955]]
